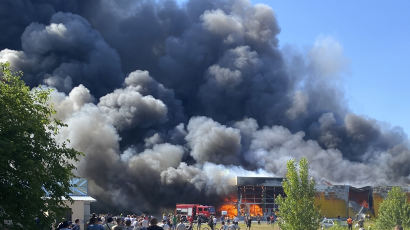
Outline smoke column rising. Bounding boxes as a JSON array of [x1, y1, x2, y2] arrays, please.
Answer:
[[1, 0, 409, 212]]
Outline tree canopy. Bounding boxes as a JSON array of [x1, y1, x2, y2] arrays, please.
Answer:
[[375, 186, 410, 230], [276, 157, 321, 230], [0, 63, 82, 229]]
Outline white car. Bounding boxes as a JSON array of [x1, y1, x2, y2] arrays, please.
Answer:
[[320, 218, 347, 229]]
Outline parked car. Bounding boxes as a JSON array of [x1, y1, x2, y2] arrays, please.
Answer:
[[320, 218, 348, 229]]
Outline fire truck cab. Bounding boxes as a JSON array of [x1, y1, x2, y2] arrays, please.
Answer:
[[175, 204, 216, 222]]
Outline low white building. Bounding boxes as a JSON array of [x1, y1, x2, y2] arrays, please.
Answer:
[[64, 178, 96, 230]]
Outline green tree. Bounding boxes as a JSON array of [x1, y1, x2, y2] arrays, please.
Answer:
[[276, 157, 321, 230], [0, 63, 82, 229], [375, 186, 410, 230]]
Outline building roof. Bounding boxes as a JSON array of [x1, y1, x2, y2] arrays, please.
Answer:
[[236, 177, 283, 186], [68, 195, 96, 202]]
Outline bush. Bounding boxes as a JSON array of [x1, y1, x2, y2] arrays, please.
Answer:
[[375, 187, 410, 230]]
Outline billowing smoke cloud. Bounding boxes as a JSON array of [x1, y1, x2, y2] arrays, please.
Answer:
[[1, 12, 123, 96], [2, 0, 409, 212], [186, 116, 241, 165]]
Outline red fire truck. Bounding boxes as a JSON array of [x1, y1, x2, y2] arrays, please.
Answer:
[[175, 204, 216, 222]]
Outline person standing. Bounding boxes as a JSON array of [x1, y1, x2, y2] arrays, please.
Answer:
[[142, 216, 149, 230], [88, 217, 105, 230], [112, 218, 125, 230], [176, 220, 186, 230], [220, 221, 228, 230], [104, 217, 115, 230], [147, 218, 164, 230], [246, 216, 251, 230], [197, 215, 202, 230], [358, 218, 364, 228], [347, 217, 353, 230], [208, 216, 214, 230], [163, 220, 170, 230], [124, 219, 133, 230], [172, 215, 177, 230], [227, 220, 236, 230], [233, 216, 239, 226], [72, 219, 81, 230], [244, 216, 248, 229], [58, 221, 71, 230]]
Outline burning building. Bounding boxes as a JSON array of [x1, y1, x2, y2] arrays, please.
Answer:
[[218, 177, 285, 218], [220, 177, 410, 218], [236, 177, 285, 217]]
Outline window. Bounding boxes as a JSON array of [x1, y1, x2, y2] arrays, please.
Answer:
[[204, 208, 208, 211], [198, 208, 203, 211]]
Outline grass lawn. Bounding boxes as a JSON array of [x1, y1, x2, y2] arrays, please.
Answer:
[[197, 219, 376, 230], [198, 221, 280, 230]]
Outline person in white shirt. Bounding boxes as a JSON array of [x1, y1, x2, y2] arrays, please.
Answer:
[[132, 218, 140, 230], [162, 221, 170, 230], [176, 221, 185, 230], [233, 217, 239, 226]]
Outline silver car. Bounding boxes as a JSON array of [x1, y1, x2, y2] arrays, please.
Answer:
[[320, 218, 347, 229]]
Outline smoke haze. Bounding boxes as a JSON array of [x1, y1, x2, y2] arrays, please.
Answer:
[[1, 0, 409, 212]]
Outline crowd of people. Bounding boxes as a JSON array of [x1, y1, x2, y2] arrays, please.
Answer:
[[56, 213, 405, 230], [57, 214, 161, 230], [56, 213, 249, 230]]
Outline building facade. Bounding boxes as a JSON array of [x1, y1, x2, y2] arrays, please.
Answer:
[[234, 176, 410, 218], [65, 178, 96, 230]]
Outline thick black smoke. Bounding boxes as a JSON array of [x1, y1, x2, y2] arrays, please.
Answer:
[[1, 0, 409, 212]]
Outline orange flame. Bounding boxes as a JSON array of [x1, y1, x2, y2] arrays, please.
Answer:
[[219, 204, 238, 219], [219, 196, 238, 218], [219, 196, 264, 218], [249, 204, 263, 217]]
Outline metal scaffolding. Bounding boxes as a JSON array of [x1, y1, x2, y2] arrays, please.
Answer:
[[236, 177, 285, 217]]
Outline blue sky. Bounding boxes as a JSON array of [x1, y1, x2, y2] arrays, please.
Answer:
[[178, 0, 410, 135], [252, 0, 410, 136]]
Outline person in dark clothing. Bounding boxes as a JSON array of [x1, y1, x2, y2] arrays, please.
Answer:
[[88, 217, 104, 230], [358, 218, 364, 228], [246, 216, 251, 230], [208, 216, 214, 230], [147, 218, 164, 230], [57, 221, 70, 230], [72, 219, 80, 230], [197, 216, 202, 230]]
